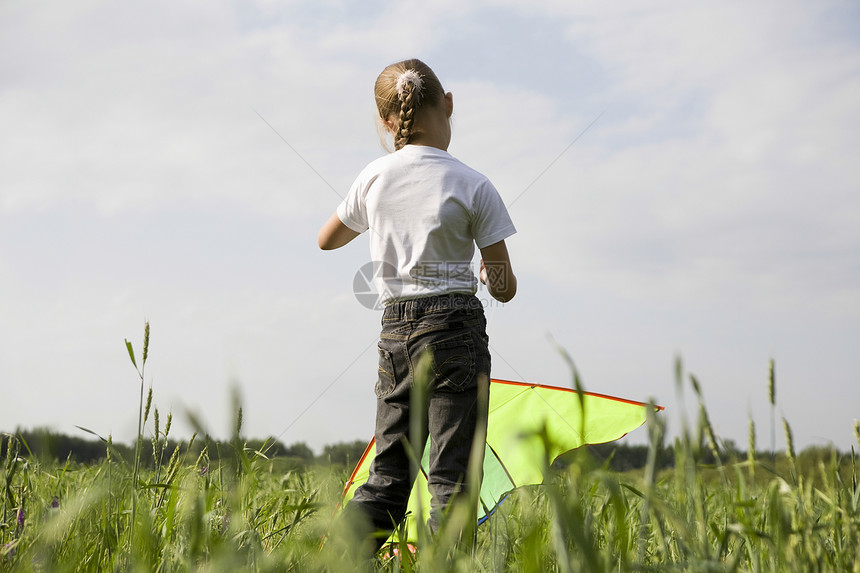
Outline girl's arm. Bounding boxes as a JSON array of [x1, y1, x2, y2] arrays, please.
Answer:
[[318, 212, 360, 250], [479, 240, 517, 302]]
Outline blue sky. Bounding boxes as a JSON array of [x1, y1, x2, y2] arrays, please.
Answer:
[[1, 0, 858, 454]]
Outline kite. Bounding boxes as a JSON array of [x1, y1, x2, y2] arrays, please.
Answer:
[[341, 378, 663, 543]]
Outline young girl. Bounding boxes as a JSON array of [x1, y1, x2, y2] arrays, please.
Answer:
[[318, 59, 517, 548]]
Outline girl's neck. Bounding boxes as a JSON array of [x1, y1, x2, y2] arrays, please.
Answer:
[[406, 133, 449, 151], [406, 114, 451, 151], [393, 92, 454, 152]]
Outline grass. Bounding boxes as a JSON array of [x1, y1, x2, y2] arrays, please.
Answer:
[[1, 325, 859, 571]]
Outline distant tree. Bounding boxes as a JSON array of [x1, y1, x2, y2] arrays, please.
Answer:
[[8, 427, 114, 464], [283, 442, 315, 461], [320, 440, 368, 467], [587, 443, 675, 472], [721, 439, 743, 459], [244, 437, 289, 457]]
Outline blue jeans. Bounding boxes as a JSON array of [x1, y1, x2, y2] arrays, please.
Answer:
[[347, 293, 491, 543]]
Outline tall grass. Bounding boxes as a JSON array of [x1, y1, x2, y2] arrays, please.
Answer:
[[1, 326, 858, 571]]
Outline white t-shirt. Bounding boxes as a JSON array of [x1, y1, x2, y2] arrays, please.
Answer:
[[337, 145, 516, 304]]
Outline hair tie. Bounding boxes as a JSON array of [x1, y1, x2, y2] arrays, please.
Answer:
[[395, 69, 424, 100]]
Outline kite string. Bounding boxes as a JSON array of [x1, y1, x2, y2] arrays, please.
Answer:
[[259, 106, 604, 444], [272, 336, 377, 443], [505, 108, 606, 210], [254, 107, 390, 243], [253, 107, 344, 201]]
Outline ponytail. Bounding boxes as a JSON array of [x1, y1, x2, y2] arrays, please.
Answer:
[[394, 71, 422, 150], [374, 59, 444, 151]]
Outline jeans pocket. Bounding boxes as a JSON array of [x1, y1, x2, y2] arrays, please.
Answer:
[[427, 333, 475, 392], [376, 345, 397, 398]]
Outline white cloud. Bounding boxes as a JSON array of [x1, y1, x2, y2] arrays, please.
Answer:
[[0, 0, 384, 215], [1, 0, 858, 453]]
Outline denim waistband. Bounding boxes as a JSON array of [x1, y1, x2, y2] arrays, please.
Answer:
[[382, 293, 483, 320]]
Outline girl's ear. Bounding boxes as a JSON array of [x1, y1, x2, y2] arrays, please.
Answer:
[[381, 116, 397, 133]]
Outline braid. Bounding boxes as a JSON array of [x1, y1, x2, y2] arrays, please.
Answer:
[[374, 59, 444, 152], [395, 84, 417, 150]]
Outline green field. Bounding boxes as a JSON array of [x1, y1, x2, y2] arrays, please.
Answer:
[[2, 411, 859, 572], [2, 327, 858, 571]]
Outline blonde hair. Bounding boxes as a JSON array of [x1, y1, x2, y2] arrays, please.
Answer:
[[374, 59, 445, 151]]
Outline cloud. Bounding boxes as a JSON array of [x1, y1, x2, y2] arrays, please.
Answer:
[[462, 1, 860, 320], [1, 0, 858, 452], [0, 1, 379, 214]]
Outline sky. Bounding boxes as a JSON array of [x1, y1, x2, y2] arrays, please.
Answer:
[[1, 0, 858, 455]]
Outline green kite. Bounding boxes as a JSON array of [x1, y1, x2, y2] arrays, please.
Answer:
[[342, 378, 662, 543]]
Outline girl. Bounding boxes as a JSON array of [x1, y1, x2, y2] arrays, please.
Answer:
[[318, 59, 517, 548]]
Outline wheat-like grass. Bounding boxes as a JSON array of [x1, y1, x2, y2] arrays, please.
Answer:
[[2, 336, 858, 572]]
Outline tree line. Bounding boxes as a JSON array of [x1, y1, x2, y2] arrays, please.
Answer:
[[2, 427, 834, 473], [0, 428, 370, 470]]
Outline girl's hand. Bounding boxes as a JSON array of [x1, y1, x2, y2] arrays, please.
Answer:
[[479, 241, 517, 302]]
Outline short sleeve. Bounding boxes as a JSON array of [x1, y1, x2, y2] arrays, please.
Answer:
[[471, 181, 517, 248], [336, 173, 371, 233]]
